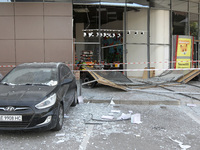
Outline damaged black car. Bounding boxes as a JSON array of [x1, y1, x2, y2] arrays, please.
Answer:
[[0, 63, 77, 131]]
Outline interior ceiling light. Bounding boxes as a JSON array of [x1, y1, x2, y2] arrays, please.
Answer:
[[74, 8, 89, 13]]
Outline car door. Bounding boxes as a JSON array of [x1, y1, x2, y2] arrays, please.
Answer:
[[59, 65, 74, 112]]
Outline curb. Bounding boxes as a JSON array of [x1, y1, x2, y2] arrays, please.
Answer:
[[83, 99, 180, 105]]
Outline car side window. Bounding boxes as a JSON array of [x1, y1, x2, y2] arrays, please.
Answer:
[[60, 65, 72, 80]]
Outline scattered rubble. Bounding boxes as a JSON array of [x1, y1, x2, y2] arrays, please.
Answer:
[[131, 113, 142, 124], [78, 96, 84, 103], [186, 103, 197, 107], [82, 67, 200, 92], [169, 137, 191, 150]]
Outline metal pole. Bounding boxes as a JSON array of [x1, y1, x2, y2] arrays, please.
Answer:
[[123, 0, 127, 76], [169, 0, 174, 68], [188, 1, 190, 36], [198, 3, 200, 68], [169, 0, 172, 69], [147, 1, 150, 78], [98, 1, 101, 63]]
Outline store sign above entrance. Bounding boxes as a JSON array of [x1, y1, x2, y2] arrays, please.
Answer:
[[82, 29, 146, 38], [83, 29, 123, 38], [173, 35, 194, 69]]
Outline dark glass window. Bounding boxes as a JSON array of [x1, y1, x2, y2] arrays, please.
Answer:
[[60, 65, 71, 80], [190, 13, 198, 40], [172, 11, 188, 35]]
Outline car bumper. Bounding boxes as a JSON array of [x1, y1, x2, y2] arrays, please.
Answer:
[[0, 107, 59, 131]]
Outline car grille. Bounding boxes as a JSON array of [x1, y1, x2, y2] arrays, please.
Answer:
[[0, 106, 34, 129]]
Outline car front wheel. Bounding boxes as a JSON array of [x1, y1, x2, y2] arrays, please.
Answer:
[[53, 104, 64, 131]]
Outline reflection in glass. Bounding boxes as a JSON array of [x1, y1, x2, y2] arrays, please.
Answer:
[[172, 0, 188, 12], [190, 13, 198, 40], [172, 11, 188, 35], [73, 4, 99, 42], [100, 2, 125, 63], [189, 2, 198, 13], [0, 0, 11, 2], [150, 0, 170, 9]]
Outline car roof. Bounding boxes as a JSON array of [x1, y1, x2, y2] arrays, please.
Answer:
[[17, 62, 65, 68]]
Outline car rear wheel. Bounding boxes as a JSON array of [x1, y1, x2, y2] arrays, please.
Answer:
[[53, 104, 64, 131]]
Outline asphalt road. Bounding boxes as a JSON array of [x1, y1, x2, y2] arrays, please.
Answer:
[[0, 103, 200, 150]]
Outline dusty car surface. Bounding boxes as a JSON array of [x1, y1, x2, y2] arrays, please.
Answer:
[[0, 63, 77, 131]]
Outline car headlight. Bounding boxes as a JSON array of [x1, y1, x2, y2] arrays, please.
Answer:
[[35, 94, 57, 109]]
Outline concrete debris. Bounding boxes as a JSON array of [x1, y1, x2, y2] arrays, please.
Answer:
[[134, 134, 141, 137], [117, 113, 131, 120], [186, 103, 197, 107], [111, 110, 121, 113], [56, 140, 65, 144], [110, 99, 115, 105], [129, 110, 133, 114], [101, 115, 114, 120], [64, 114, 69, 118], [169, 137, 191, 150], [131, 113, 142, 124], [55, 133, 65, 137], [78, 96, 84, 103], [108, 113, 114, 116], [160, 105, 167, 109]]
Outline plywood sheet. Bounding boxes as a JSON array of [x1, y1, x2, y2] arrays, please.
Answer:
[[177, 70, 200, 83]]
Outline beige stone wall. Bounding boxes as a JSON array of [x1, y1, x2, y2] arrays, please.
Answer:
[[0, 2, 73, 76]]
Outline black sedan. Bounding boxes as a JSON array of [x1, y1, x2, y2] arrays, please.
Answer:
[[0, 63, 77, 131]]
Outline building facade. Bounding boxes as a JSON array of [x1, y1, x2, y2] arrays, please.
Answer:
[[0, 0, 200, 78]]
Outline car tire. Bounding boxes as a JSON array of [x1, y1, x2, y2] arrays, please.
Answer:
[[71, 90, 77, 107], [52, 104, 64, 131], [82, 72, 97, 88]]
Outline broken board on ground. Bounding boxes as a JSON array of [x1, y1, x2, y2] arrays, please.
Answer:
[[83, 67, 133, 91], [176, 69, 200, 83]]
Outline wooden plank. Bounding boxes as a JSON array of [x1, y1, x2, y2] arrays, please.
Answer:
[[177, 70, 200, 83], [87, 70, 128, 91], [143, 67, 155, 79]]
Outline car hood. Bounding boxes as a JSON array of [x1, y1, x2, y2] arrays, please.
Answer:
[[0, 85, 56, 106]]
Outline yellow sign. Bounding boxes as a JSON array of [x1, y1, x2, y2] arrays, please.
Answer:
[[175, 38, 192, 68], [176, 59, 190, 68], [177, 38, 191, 57]]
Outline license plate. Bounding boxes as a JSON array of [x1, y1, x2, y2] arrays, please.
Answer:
[[0, 115, 22, 122]]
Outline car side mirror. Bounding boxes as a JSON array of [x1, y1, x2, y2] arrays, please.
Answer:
[[61, 78, 73, 85]]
